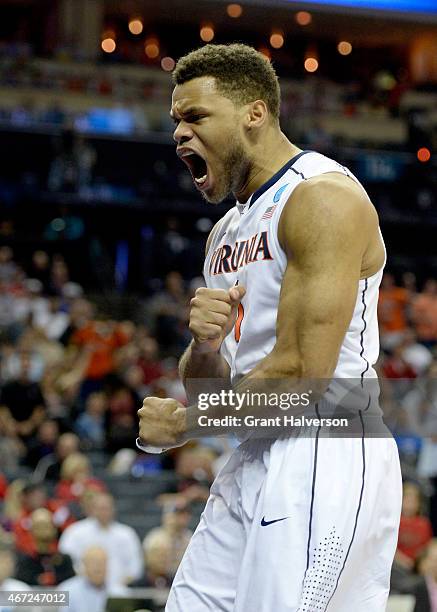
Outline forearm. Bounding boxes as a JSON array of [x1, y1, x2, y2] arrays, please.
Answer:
[[184, 350, 325, 439], [179, 340, 230, 385]]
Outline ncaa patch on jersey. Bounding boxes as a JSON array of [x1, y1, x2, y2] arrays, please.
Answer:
[[273, 183, 289, 202]]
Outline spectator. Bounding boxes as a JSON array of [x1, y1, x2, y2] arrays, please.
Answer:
[[15, 508, 75, 586], [74, 392, 107, 448], [34, 432, 79, 482], [0, 474, 7, 500], [0, 351, 46, 442], [378, 272, 410, 350], [0, 246, 18, 283], [58, 547, 127, 612], [55, 452, 106, 503], [0, 402, 25, 472], [2, 480, 26, 526], [122, 365, 148, 402], [137, 336, 163, 387], [33, 296, 70, 341], [396, 482, 433, 571], [106, 385, 139, 453], [28, 250, 51, 294], [411, 361, 437, 534], [156, 357, 186, 405], [382, 349, 416, 381], [158, 446, 216, 507], [12, 482, 72, 555], [148, 271, 190, 352], [71, 316, 129, 394], [58, 492, 143, 586], [49, 257, 70, 296], [132, 529, 173, 588], [412, 279, 437, 348], [0, 548, 28, 607], [25, 419, 60, 468], [412, 539, 437, 612], [402, 328, 433, 376], [59, 297, 94, 346], [158, 502, 192, 575]]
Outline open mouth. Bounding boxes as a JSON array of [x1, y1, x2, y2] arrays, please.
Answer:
[[181, 153, 209, 188]]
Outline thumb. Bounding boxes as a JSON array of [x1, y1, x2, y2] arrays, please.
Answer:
[[229, 285, 246, 303]]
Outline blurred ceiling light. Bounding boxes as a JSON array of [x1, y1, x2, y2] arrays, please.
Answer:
[[227, 3, 243, 18], [270, 31, 284, 49], [129, 19, 143, 35], [338, 41, 352, 55], [101, 38, 116, 53], [258, 46, 272, 60], [296, 11, 312, 26], [161, 56, 176, 71], [304, 57, 319, 72], [417, 147, 431, 162], [200, 24, 215, 42], [145, 37, 160, 59]]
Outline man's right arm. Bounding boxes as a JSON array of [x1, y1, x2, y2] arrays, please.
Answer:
[[179, 285, 245, 384], [179, 338, 230, 385], [178, 222, 244, 387]]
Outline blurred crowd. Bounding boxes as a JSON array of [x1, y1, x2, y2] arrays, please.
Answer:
[[374, 271, 437, 610], [0, 243, 234, 611], [0, 56, 423, 140]]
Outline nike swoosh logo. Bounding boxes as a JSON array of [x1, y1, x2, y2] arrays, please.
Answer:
[[261, 516, 290, 527]]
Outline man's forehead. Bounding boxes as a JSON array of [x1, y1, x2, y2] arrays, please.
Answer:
[[171, 77, 220, 114]]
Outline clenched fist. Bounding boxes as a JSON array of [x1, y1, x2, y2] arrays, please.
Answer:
[[138, 397, 186, 448], [189, 285, 246, 352]]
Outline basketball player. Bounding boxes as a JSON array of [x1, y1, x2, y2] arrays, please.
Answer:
[[137, 44, 402, 611]]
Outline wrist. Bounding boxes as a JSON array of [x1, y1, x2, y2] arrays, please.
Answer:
[[191, 338, 221, 355]]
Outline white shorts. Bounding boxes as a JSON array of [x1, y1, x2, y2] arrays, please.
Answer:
[[166, 427, 402, 612]]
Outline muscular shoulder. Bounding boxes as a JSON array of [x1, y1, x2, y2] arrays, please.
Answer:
[[278, 172, 378, 258]]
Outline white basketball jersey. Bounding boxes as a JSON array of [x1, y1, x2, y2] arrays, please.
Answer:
[[203, 150, 384, 389]]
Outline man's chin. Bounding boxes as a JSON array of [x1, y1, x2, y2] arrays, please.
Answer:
[[201, 187, 228, 205]]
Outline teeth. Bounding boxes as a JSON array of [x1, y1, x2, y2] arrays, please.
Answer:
[[195, 175, 207, 185]]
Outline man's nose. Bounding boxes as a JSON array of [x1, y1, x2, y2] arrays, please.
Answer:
[[173, 121, 193, 144]]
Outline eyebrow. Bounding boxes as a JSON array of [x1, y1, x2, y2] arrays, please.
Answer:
[[170, 106, 208, 121]]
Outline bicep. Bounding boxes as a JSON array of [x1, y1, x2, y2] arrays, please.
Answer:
[[273, 255, 360, 379], [273, 175, 371, 379]]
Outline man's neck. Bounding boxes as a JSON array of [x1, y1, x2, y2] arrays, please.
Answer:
[[235, 132, 301, 204]]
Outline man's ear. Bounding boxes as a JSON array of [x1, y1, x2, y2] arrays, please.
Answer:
[[246, 100, 268, 130]]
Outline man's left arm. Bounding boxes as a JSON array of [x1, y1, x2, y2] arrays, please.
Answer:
[[138, 174, 379, 447]]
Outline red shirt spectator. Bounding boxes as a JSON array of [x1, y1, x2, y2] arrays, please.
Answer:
[[13, 483, 74, 555], [382, 345, 417, 379], [72, 320, 128, 379], [54, 452, 106, 504], [378, 273, 410, 333], [0, 473, 7, 499], [396, 482, 433, 570], [412, 280, 437, 344]]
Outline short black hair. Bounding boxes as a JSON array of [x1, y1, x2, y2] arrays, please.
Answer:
[[173, 43, 281, 120]]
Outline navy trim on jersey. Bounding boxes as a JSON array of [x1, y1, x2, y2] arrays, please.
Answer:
[[291, 166, 307, 181], [325, 410, 366, 611], [248, 150, 312, 208], [359, 279, 370, 386], [304, 403, 322, 576]]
